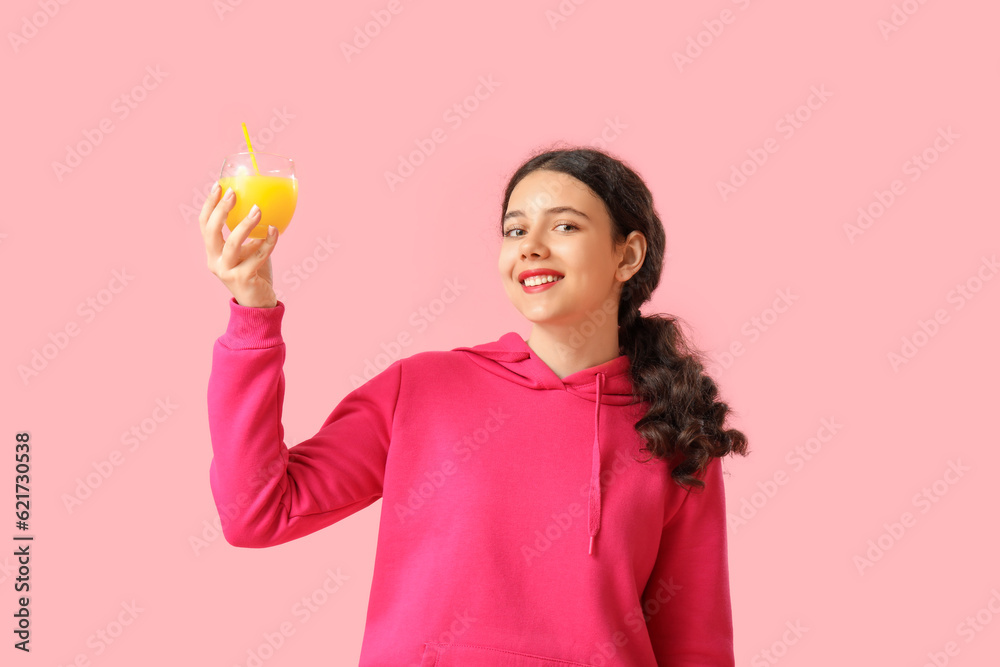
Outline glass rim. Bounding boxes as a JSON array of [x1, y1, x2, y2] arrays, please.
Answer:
[[223, 151, 294, 161]]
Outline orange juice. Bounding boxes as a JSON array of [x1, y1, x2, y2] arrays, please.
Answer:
[[218, 174, 298, 239]]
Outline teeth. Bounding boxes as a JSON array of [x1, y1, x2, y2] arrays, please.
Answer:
[[522, 274, 563, 287]]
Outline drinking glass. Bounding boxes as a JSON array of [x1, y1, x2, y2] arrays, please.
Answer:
[[218, 152, 298, 240]]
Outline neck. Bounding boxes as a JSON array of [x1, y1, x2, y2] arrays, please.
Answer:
[[525, 323, 622, 380]]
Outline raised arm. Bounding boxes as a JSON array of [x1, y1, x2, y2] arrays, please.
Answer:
[[207, 297, 402, 547]]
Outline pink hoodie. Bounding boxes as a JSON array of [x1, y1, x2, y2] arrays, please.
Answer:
[[207, 297, 735, 666]]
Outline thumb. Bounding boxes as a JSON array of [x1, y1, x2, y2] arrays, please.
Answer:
[[267, 226, 278, 242]]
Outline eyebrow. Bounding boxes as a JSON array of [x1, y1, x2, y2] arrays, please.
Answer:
[[502, 206, 591, 224]]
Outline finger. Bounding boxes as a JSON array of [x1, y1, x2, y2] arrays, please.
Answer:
[[240, 228, 277, 272], [205, 186, 237, 262], [221, 205, 263, 269], [234, 236, 267, 269], [198, 180, 221, 229], [199, 182, 224, 262]]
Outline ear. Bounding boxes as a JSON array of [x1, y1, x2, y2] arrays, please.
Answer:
[[618, 231, 647, 281]]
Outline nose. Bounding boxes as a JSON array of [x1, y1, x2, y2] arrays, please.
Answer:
[[518, 229, 549, 259]]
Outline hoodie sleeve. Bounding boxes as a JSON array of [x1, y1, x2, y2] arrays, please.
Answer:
[[642, 456, 735, 666], [207, 297, 401, 548]]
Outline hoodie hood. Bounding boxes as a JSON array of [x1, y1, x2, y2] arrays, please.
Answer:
[[452, 332, 639, 556]]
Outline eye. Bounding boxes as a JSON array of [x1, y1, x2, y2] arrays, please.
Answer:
[[502, 223, 578, 238]]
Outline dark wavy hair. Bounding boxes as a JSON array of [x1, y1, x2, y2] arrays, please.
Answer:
[[499, 144, 750, 490]]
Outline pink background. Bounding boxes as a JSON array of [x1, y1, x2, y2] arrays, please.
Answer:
[[3, 0, 999, 665]]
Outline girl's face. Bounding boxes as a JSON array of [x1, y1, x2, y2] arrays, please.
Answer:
[[499, 169, 632, 329]]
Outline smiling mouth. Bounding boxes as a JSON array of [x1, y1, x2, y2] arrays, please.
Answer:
[[520, 275, 565, 287]]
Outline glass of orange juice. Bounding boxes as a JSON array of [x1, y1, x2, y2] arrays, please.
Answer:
[[218, 152, 298, 240]]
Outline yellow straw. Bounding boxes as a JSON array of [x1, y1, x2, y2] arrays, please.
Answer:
[[242, 122, 260, 174]]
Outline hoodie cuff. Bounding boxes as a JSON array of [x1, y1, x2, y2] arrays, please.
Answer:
[[218, 297, 286, 350]]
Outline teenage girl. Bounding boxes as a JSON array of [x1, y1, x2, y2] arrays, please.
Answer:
[[201, 146, 749, 666]]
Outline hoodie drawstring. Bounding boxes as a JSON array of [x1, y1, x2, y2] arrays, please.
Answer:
[[588, 372, 604, 556], [453, 334, 631, 558]]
